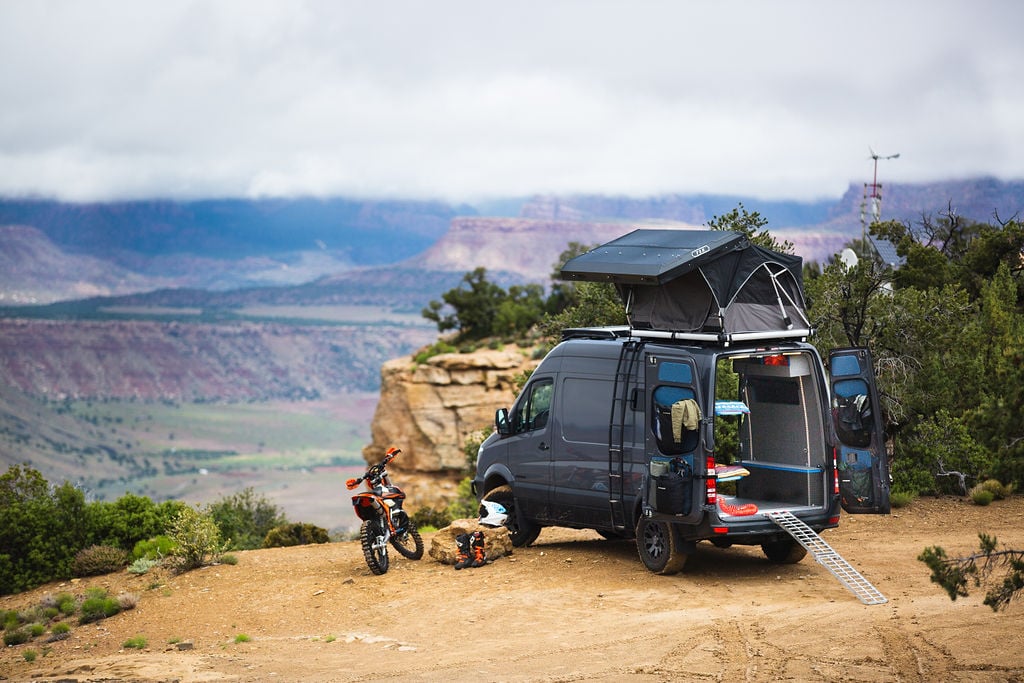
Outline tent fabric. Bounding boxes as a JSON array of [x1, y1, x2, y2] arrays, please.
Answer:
[[560, 229, 809, 336]]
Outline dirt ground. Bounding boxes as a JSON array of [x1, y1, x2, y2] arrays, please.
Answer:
[[2, 496, 1023, 683]]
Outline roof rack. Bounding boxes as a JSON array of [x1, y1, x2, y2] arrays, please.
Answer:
[[630, 327, 811, 346], [561, 325, 811, 346], [560, 326, 632, 341]]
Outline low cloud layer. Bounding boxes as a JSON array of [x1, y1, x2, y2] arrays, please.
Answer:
[[2, 1, 1022, 202]]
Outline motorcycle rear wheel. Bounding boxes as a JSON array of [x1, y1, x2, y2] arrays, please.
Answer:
[[390, 525, 424, 560], [360, 519, 389, 575]]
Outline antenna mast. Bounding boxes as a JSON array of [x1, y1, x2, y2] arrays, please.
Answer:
[[860, 148, 900, 248]]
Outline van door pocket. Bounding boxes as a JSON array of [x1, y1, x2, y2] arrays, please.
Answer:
[[650, 458, 692, 516]]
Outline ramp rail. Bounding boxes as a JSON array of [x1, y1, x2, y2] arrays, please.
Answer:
[[766, 510, 887, 605]]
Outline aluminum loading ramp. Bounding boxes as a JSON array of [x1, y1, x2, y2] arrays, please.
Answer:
[[766, 510, 887, 605]]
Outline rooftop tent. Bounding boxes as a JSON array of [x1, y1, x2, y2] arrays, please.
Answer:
[[560, 229, 810, 340]]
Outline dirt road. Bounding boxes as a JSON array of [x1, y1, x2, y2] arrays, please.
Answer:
[[2, 496, 1023, 682]]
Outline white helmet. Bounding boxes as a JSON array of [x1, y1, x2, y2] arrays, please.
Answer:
[[478, 500, 508, 528]]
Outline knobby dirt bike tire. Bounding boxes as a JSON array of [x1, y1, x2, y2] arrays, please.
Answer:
[[390, 525, 424, 560], [360, 519, 389, 575]]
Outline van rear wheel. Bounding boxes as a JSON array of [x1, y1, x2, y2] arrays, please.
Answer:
[[483, 485, 541, 547], [636, 518, 688, 575], [761, 538, 808, 564]]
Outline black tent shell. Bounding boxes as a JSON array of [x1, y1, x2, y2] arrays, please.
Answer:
[[560, 228, 810, 341]]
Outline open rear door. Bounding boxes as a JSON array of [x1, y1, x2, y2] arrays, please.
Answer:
[[828, 348, 891, 514]]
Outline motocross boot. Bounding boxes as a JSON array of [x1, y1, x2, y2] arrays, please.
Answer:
[[454, 533, 472, 570], [470, 530, 487, 568]]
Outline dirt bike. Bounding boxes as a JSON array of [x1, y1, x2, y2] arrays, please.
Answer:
[[346, 446, 424, 575]]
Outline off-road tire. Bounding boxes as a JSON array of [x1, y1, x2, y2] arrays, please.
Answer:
[[390, 525, 424, 560], [636, 518, 688, 575], [761, 538, 808, 564], [360, 519, 389, 575], [483, 484, 541, 547]]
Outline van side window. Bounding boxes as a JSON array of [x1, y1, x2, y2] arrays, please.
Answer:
[[652, 361, 699, 454], [513, 379, 553, 433], [561, 378, 613, 444]]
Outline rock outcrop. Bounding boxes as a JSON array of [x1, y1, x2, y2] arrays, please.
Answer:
[[362, 345, 539, 472]]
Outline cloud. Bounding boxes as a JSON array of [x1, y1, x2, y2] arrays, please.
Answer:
[[1, 0, 1022, 202]]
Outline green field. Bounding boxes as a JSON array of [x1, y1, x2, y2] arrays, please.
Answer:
[[62, 394, 379, 531]]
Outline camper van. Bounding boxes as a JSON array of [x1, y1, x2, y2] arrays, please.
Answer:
[[472, 229, 890, 574]]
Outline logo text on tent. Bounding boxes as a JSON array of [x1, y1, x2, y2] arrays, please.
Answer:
[[691, 244, 710, 258]]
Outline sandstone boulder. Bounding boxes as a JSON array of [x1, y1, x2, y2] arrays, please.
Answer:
[[428, 519, 513, 565], [363, 345, 539, 471]]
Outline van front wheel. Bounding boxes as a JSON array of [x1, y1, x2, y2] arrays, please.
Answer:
[[483, 485, 541, 547], [636, 518, 688, 575]]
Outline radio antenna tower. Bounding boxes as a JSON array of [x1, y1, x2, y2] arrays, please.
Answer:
[[860, 148, 900, 248]]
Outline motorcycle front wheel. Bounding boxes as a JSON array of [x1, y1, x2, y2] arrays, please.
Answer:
[[360, 519, 389, 575], [390, 525, 424, 560]]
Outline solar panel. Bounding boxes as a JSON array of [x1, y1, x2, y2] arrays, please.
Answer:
[[868, 235, 904, 268]]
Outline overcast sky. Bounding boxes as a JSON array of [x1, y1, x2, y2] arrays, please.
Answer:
[[1, 1, 1022, 203]]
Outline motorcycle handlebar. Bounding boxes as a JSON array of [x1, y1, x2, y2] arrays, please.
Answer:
[[346, 447, 401, 490]]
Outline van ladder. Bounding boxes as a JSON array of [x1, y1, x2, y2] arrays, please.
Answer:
[[608, 340, 643, 532], [766, 510, 887, 605]]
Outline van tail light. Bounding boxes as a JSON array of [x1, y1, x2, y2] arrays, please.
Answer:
[[832, 448, 840, 494], [705, 456, 717, 505]]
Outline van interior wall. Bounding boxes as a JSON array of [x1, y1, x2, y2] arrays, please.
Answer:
[[733, 356, 828, 508]]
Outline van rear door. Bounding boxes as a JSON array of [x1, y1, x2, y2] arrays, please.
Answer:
[[644, 352, 704, 524], [828, 348, 891, 514]]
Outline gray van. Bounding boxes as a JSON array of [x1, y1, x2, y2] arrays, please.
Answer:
[[472, 230, 890, 574]]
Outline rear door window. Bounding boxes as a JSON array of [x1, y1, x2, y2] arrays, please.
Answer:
[[651, 361, 699, 455]]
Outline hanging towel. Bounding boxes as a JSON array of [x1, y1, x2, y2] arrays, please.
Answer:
[[671, 399, 701, 442]]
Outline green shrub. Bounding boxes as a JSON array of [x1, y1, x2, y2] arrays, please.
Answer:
[[0, 465, 89, 594], [23, 649, 37, 662], [977, 479, 1016, 500], [3, 628, 30, 646], [220, 554, 238, 565], [56, 594, 77, 616], [412, 340, 457, 365], [971, 487, 995, 506], [132, 535, 178, 561], [166, 505, 227, 572], [208, 488, 287, 551], [410, 506, 451, 531], [29, 623, 45, 637], [123, 635, 147, 649], [2, 608, 18, 630], [445, 477, 478, 521], [127, 557, 160, 575], [72, 545, 130, 577], [890, 490, 917, 508], [79, 592, 121, 624], [234, 633, 251, 643], [262, 522, 329, 548], [51, 622, 70, 635]]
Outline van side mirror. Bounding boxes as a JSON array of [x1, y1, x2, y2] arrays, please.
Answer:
[[495, 408, 512, 436]]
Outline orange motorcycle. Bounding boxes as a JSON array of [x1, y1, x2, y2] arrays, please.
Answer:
[[346, 447, 424, 575]]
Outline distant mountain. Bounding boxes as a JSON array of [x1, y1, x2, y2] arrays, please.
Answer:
[[3, 177, 1023, 310], [0, 196, 465, 263], [520, 193, 835, 227], [0, 225, 169, 305]]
